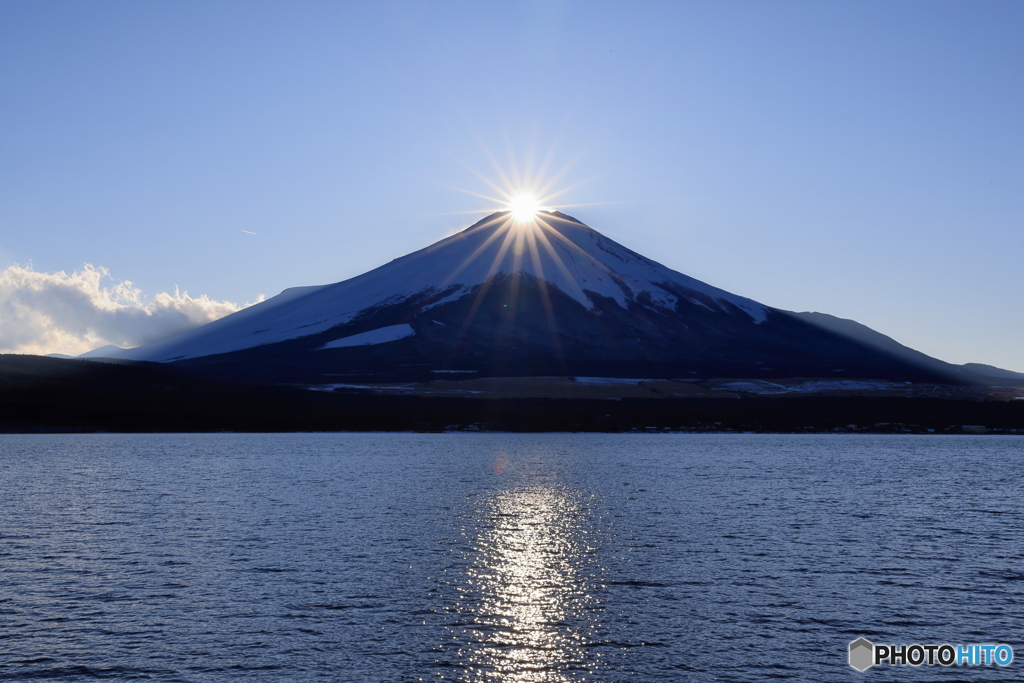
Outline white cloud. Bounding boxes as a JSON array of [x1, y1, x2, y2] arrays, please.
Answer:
[[0, 264, 263, 356]]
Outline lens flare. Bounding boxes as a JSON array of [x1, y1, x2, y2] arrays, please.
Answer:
[[507, 193, 542, 223], [416, 150, 618, 369]]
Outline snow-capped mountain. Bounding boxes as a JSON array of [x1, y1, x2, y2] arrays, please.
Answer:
[[84, 211, 967, 384]]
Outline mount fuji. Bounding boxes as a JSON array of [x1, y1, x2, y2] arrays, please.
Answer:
[[84, 211, 988, 385]]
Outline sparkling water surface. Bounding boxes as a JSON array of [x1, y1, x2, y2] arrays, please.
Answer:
[[1, 434, 1021, 682]]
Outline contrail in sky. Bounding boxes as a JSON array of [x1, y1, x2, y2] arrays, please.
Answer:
[[240, 230, 256, 235]]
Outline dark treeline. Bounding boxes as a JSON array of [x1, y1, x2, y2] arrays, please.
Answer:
[[2, 355, 1022, 433]]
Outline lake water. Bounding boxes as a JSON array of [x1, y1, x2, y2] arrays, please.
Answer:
[[1, 434, 1021, 682]]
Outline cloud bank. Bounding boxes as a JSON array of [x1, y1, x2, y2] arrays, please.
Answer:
[[0, 264, 263, 356]]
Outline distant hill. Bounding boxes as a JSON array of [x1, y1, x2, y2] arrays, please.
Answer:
[[960, 363, 1024, 381]]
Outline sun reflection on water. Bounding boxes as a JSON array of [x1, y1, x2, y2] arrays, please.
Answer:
[[444, 483, 603, 682]]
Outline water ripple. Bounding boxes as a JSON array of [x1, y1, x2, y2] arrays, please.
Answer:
[[1, 433, 1021, 681]]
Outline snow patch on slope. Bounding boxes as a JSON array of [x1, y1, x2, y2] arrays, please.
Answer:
[[573, 377, 650, 385], [319, 324, 415, 349], [583, 230, 768, 323], [714, 379, 907, 394]]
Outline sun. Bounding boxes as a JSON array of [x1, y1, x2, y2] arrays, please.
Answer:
[[506, 193, 542, 223]]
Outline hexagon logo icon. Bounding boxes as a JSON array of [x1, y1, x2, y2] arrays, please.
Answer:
[[849, 638, 874, 671]]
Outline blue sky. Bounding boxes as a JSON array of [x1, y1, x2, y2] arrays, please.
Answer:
[[1, 1, 1022, 370]]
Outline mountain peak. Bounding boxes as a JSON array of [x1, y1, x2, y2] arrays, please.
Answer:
[[91, 212, 771, 363]]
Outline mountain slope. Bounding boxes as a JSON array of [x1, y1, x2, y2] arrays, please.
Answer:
[[792, 312, 1024, 386], [107, 211, 767, 362]]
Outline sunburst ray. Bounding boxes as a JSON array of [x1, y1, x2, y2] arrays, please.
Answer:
[[419, 139, 633, 370]]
